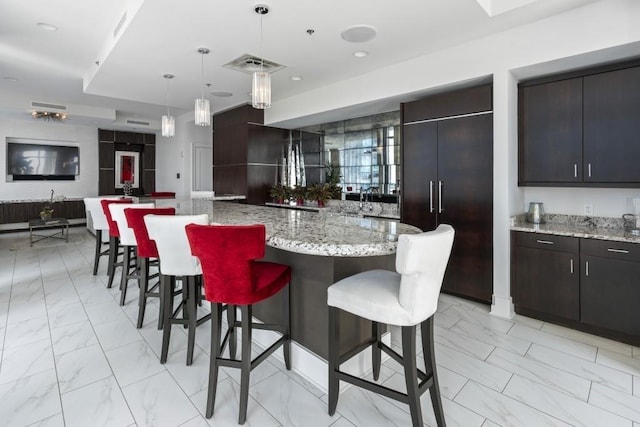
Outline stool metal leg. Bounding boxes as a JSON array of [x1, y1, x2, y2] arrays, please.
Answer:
[[119, 246, 132, 306], [227, 305, 236, 360], [136, 257, 149, 328], [402, 325, 423, 427], [92, 230, 103, 275], [106, 236, 119, 288], [238, 305, 252, 425], [328, 306, 340, 416], [160, 275, 174, 364], [282, 283, 291, 370], [421, 317, 445, 427], [206, 303, 223, 418], [186, 276, 197, 366], [372, 321, 382, 381]]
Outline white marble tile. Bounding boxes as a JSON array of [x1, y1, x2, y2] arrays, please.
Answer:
[[139, 320, 190, 359], [508, 323, 598, 361], [6, 298, 48, 324], [84, 300, 129, 326], [164, 347, 224, 397], [442, 304, 514, 334], [435, 342, 512, 392], [633, 347, 640, 359], [50, 321, 98, 356], [93, 317, 143, 351], [454, 380, 571, 427], [0, 339, 55, 385], [382, 372, 485, 427], [487, 347, 591, 401], [328, 417, 356, 427], [0, 369, 61, 427], [3, 315, 50, 349], [589, 383, 640, 423], [42, 285, 81, 309], [481, 420, 502, 427], [178, 415, 211, 427], [105, 340, 166, 387], [597, 349, 640, 377], [191, 377, 280, 427], [634, 376, 640, 398], [433, 309, 461, 329], [504, 375, 631, 427], [122, 371, 199, 427], [512, 313, 545, 330], [451, 319, 532, 356], [435, 325, 495, 361], [26, 413, 64, 427], [527, 343, 632, 394], [541, 322, 634, 357], [47, 301, 88, 329], [56, 344, 112, 393], [61, 376, 134, 427]]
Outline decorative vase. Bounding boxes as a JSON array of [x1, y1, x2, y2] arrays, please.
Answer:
[[40, 213, 51, 221], [296, 198, 305, 206], [317, 200, 325, 208]]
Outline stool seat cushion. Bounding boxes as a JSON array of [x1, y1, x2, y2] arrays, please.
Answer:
[[327, 269, 416, 326]]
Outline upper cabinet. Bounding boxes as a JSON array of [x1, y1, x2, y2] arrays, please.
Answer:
[[518, 61, 640, 187]]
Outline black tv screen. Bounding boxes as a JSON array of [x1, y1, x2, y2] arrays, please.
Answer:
[[7, 142, 79, 178]]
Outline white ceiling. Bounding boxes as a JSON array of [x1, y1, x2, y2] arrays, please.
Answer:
[[0, 0, 599, 130]]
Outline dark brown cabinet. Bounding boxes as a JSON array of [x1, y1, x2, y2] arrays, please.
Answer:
[[512, 232, 579, 321], [518, 78, 583, 184], [580, 239, 640, 337], [518, 62, 640, 187], [401, 85, 493, 303], [512, 231, 640, 345]]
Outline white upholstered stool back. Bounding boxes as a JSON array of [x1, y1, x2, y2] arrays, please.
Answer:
[[145, 214, 209, 276], [327, 224, 454, 327], [84, 197, 121, 242], [109, 203, 154, 247]]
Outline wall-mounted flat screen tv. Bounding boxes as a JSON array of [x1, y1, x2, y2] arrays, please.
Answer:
[[7, 142, 79, 180]]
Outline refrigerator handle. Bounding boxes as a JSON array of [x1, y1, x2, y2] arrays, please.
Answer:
[[429, 180, 434, 213], [438, 181, 443, 213]]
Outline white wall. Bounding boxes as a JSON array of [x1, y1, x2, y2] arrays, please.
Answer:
[[0, 117, 99, 201], [155, 112, 212, 199], [523, 187, 640, 218]]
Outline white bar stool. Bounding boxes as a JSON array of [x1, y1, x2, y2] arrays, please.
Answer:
[[145, 214, 210, 365], [327, 224, 455, 427], [83, 196, 120, 275], [109, 203, 154, 305]]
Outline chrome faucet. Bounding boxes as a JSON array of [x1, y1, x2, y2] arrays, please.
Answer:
[[359, 187, 364, 210]]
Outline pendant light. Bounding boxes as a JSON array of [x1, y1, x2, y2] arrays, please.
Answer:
[[162, 74, 175, 137], [252, 5, 271, 109], [195, 48, 211, 126]]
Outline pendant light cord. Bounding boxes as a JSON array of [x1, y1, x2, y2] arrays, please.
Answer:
[[260, 11, 264, 72], [166, 78, 171, 116], [200, 53, 205, 99]]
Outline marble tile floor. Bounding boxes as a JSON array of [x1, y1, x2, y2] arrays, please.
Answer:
[[1, 226, 640, 426]]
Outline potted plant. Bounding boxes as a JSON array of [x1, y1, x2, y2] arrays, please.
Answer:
[[291, 185, 307, 206], [325, 161, 342, 199], [269, 184, 289, 204], [40, 189, 63, 221], [307, 183, 333, 207]]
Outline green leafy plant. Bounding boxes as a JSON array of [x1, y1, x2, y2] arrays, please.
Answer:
[[40, 189, 60, 219], [307, 183, 333, 207], [269, 184, 290, 203], [291, 185, 307, 204], [325, 162, 342, 199]]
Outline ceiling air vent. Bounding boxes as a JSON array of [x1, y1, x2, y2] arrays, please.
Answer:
[[223, 54, 286, 75], [31, 101, 67, 111], [126, 120, 150, 126]]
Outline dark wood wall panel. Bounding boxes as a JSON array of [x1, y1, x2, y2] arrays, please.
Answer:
[[213, 165, 248, 196], [0, 200, 86, 224], [213, 124, 248, 165], [247, 165, 279, 205], [99, 169, 115, 195], [247, 125, 288, 164], [402, 84, 493, 122]]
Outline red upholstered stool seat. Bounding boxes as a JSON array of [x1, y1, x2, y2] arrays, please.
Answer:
[[100, 198, 132, 288], [186, 224, 291, 425], [125, 207, 175, 329]]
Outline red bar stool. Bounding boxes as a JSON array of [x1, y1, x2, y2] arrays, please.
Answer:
[[145, 214, 210, 366], [150, 191, 176, 198], [110, 203, 154, 305], [185, 223, 291, 425], [125, 207, 175, 329], [100, 198, 132, 288], [327, 224, 455, 427]]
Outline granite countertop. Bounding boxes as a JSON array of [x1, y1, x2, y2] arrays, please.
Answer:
[[162, 200, 420, 257], [511, 214, 640, 244]]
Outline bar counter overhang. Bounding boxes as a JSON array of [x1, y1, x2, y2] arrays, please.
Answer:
[[154, 199, 421, 391]]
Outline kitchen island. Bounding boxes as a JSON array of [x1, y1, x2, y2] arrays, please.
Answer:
[[157, 199, 421, 390]]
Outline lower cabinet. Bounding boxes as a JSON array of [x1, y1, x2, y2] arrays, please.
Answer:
[[512, 231, 640, 344], [580, 239, 640, 337]]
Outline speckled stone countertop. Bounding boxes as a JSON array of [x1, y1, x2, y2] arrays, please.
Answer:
[[158, 199, 420, 257], [511, 213, 640, 244]]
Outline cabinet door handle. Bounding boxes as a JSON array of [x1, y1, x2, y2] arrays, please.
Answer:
[[574, 164, 578, 178], [438, 181, 443, 213], [588, 163, 592, 178], [607, 248, 629, 254], [570, 258, 574, 274], [585, 260, 589, 276], [429, 180, 434, 213], [536, 239, 554, 245]]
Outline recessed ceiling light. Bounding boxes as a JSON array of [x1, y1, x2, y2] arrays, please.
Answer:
[[341, 25, 376, 43], [36, 22, 57, 31], [290, 76, 303, 81], [3, 77, 19, 82], [353, 51, 369, 58], [211, 90, 233, 97]]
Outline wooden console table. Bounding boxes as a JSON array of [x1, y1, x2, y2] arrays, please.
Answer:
[[28, 218, 69, 246]]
